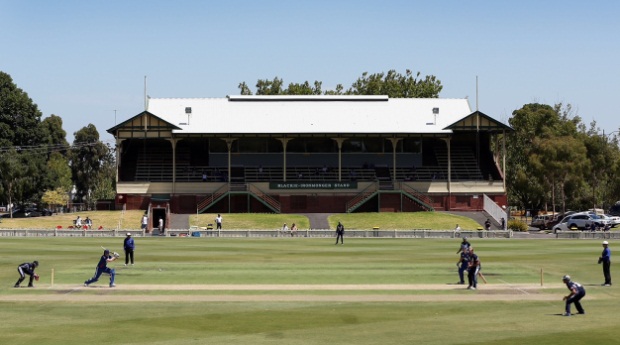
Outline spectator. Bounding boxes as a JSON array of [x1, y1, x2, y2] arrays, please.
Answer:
[[290, 223, 298, 237], [158, 217, 164, 236], [141, 213, 148, 231], [215, 214, 223, 230]]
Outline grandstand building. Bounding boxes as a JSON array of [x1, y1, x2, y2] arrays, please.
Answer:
[[108, 95, 511, 220]]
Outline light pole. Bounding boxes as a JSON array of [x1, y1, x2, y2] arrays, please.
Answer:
[[88, 188, 92, 211]]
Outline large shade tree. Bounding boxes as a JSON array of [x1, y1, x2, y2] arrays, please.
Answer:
[[70, 124, 115, 208], [0, 71, 48, 208]]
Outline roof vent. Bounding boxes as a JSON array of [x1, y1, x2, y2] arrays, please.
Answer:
[[429, 107, 439, 125], [185, 107, 192, 125]]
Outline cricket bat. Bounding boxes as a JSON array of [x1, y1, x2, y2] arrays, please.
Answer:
[[478, 271, 488, 284]]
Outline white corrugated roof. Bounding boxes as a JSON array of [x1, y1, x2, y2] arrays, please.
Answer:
[[146, 96, 472, 135]]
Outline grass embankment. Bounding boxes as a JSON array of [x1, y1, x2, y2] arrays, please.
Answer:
[[0, 210, 146, 230], [192, 212, 480, 230]]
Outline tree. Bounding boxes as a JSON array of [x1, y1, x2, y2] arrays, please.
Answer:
[[346, 69, 443, 98], [0, 71, 43, 147], [0, 148, 40, 216], [255, 77, 284, 95], [47, 152, 72, 192], [39, 114, 69, 151], [0, 71, 58, 206], [70, 124, 115, 206], [506, 103, 559, 213], [41, 187, 69, 211], [237, 69, 442, 98]]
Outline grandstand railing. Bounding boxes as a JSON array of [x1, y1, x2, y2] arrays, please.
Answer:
[[196, 184, 229, 213], [247, 184, 281, 213], [345, 182, 379, 213], [398, 183, 434, 211], [483, 194, 508, 229]]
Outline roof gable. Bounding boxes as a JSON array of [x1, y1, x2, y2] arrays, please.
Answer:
[[107, 111, 181, 136], [443, 111, 513, 132]]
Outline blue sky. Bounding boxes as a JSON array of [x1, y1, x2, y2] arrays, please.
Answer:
[[2, 1, 619, 143]]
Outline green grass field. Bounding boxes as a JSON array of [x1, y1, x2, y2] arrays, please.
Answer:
[[0, 237, 616, 345]]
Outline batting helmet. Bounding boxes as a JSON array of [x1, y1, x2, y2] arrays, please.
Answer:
[[562, 275, 571, 282]]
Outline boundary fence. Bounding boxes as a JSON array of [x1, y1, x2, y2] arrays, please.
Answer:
[[0, 228, 618, 240]]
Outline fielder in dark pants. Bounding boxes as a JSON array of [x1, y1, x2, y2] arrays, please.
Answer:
[[15, 261, 39, 287], [335, 222, 344, 245], [467, 247, 480, 290], [124, 232, 135, 266], [456, 248, 470, 284], [562, 275, 586, 316], [599, 240, 611, 286]]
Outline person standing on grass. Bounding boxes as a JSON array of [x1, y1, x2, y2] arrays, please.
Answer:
[[124, 232, 135, 266], [335, 221, 345, 245], [562, 275, 586, 316], [466, 247, 480, 290], [141, 212, 148, 231], [456, 247, 470, 285], [215, 214, 223, 230], [456, 236, 470, 254], [599, 241, 611, 286]]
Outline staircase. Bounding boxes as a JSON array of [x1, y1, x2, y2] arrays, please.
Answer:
[[196, 183, 282, 214]]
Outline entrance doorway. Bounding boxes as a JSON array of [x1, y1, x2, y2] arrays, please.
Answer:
[[152, 208, 166, 234]]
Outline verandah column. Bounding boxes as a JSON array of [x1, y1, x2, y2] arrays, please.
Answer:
[[331, 138, 346, 181], [387, 138, 402, 182], [277, 138, 291, 182], [224, 138, 237, 184], [166, 138, 178, 194]]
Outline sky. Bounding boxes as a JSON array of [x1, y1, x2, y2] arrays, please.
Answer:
[[1, 0, 619, 144]]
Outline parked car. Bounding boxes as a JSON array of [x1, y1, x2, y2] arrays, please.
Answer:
[[553, 214, 595, 231], [37, 208, 53, 216], [587, 213, 611, 228], [531, 214, 559, 230], [604, 214, 620, 227], [8, 208, 42, 218]]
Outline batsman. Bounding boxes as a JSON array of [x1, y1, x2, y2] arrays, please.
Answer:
[[84, 249, 119, 288]]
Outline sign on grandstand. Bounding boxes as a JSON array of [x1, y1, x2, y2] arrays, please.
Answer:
[[270, 182, 358, 189]]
